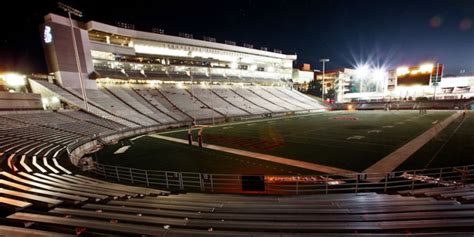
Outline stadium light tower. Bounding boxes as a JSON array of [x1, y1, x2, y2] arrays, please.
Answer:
[[319, 58, 330, 100], [58, 2, 89, 112], [208, 61, 215, 126], [355, 64, 370, 93]]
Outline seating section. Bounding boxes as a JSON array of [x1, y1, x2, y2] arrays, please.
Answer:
[[1, 174, 474, 236], [131, 84, 191, 122], [212, 86, 270, 115], [102, 84, 175, 124], [76, 88, 158, 126], [231, 87, 288, 113], [32, 80, 325, 123], [399, 184, 474, 203], [0, 85, 472, 235], [0, 91, 43, 110], [0, 110, 127, 176], [187, 86, 249, 117], [157, 85, 223, 120], [31, 80, 138, 128]]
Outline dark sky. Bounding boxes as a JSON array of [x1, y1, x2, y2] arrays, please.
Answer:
[[1, 0, 474, 75]]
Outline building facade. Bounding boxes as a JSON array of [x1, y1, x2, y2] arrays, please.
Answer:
[[41, 14, 297, 89]]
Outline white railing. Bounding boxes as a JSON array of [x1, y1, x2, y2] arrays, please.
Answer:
[[89, 162, 474, 195]]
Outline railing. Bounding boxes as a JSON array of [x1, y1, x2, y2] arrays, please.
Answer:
[[89, 162, 474, 195]]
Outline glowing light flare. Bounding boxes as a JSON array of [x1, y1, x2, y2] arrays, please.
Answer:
[[396, 67, 409, 76], [355, 64, 370, 78], [372, 68, 387, 80], [2, 73, 26, 87], [419, 64, 434, 73]]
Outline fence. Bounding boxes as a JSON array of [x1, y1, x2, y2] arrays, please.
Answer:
[[89, 162, 474, 195]]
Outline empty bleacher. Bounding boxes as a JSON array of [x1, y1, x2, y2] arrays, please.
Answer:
[[2, 173, 474, 236], [158, 84, 223, 121], [103, 84, 175, 124], [212, 85, 270, 115], [0, 98, 472, 235], [186, 86, 249, 117], [30, 80, 138, 127], [31, 79, 325, 123], [131, 84, 191, 122], [231, 87, 288, 113], [76, 87, 157, 126]]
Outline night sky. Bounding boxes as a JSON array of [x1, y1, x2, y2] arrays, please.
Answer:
[[1, 0, 473, 75]]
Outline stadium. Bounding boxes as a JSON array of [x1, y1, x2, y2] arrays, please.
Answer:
[[0, 4, 474, 236]]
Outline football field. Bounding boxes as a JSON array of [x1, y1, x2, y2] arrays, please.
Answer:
[[93, 110, 472, 175]]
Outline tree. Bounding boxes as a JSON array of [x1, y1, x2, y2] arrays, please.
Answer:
[[326, 88, 336, 100], [306, 80, 322, 97]]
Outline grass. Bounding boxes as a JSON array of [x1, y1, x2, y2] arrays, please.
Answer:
[[95, 136, 313, 175], [397, 111, 474, 170], [162, 110, 453, 172], [94, 110, 457, 175]]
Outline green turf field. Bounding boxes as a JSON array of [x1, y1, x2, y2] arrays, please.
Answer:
[[94, 137, 313, 175], [398, 111, 474, 170], [94, 110, 460, 175]]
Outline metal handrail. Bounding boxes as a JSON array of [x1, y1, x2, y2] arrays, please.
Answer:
[[88, 161, 474, 195]]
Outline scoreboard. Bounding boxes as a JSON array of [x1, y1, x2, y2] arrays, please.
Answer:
[[396, 63, 443, 86]]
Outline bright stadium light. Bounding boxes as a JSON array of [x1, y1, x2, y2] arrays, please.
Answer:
[[373, 68, 387, 80], [419, 63, 434, 73], [355, 64, 370, 78], [3, 73, 26, 87], [396, 66, 409, 76]]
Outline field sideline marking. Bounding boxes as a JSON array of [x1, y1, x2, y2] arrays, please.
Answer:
[[363, 111, 462, 182], [155, 110, 328, 135], [149, 134, 356, 175]]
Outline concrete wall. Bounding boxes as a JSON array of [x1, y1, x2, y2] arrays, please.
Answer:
[[0, 92, 42, 110], [41, 20, 96, 89]]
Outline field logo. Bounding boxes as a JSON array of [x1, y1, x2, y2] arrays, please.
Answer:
[[44, 26, 53, 44]]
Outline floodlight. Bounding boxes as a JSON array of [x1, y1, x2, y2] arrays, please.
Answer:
[[372, 68, 386, 80], [396, 67, 409, 76], [355, 64, 370, 78], [3, 73, 26, 87], [419, 64, 434, 73]]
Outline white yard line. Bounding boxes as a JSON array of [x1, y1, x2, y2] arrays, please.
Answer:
[[150, 134, 355, 175], [364, 111, 462, 182]]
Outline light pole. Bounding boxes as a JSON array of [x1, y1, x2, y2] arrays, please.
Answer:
[[58, 2, 89, 111], [320, 58, 330, 101], [188, 67, 197, 125], [208, 62, 215, 126]]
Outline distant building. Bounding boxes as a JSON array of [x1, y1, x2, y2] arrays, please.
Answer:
[[292, 64, 314, 91], [41, 13, 297, 89], [315, 68, 354, 102]]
